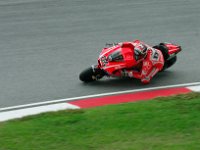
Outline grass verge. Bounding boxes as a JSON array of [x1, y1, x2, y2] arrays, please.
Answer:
[[0, 92, 200, 150]]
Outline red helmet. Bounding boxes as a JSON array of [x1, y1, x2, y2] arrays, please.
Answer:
[[134, 43, 147, 61]]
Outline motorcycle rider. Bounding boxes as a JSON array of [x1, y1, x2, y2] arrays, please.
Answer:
[[117, 40, 165, 84]]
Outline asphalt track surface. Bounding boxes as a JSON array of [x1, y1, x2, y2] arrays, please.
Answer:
[[0, 0, 200, 108]]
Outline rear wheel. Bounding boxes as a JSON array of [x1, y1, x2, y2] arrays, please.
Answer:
[[166, 55, 177, 69], [79, 66, 105, 82], [161, 55, 177, 71]]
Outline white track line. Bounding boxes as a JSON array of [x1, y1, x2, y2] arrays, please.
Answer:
[[1, 82, 200, 112]]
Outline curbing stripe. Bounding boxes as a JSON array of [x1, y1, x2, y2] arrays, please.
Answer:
[[70, 84, 200, 108], [69, 87, 191, 108], [187, 85, 200, 92], [0, 103, 79, 122], [69, 85, 200, 108]]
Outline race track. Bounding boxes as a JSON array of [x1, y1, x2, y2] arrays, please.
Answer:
[[0, 0, 200, 108]]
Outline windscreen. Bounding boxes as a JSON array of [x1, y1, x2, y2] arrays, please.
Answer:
[[108, 50, 124, 62]]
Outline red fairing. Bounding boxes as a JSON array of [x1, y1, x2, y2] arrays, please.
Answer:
[[98, 43, 137, 75], [163, 43, 182, 55]]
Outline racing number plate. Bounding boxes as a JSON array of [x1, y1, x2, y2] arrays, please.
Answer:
[[101, 56, 108, 66]]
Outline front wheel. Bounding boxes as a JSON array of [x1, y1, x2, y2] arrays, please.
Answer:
[[79, 66, 105, 82]]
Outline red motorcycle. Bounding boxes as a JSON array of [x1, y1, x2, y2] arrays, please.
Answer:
[[79, 41, 182, 82]]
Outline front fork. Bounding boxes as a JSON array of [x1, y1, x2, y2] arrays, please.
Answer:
[[91, 65, 99, 73], [91, 65, 106, 80]]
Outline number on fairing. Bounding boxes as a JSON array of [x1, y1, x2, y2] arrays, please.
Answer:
[[152, 51, 159, 60]]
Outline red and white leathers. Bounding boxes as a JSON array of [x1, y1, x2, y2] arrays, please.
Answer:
[[117, 40, 164, 84]]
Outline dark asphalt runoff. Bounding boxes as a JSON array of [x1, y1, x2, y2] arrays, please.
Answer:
[[0, 0, 200, 108]]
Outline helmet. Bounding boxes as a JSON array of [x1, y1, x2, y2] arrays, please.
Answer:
[[134, 44, 147, 61]]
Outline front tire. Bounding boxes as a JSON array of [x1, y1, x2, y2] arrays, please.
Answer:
[[79, 66, 105, 82]]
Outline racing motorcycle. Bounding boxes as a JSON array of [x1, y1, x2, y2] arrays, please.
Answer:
[[79, 41, 182, 82]]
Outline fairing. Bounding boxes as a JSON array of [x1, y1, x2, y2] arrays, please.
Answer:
[[98, 44, 137, 75], [162, 42, 182, 55]]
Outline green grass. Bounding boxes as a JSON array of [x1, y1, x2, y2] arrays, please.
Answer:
[[1, 92, 200, 150]]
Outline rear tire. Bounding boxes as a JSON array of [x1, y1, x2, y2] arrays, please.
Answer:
[[79, 67, 105, 82], [161, 55, 177, 71], [166, 55, 177, 69]]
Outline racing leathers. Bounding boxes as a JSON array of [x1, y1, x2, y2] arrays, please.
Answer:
[[116, 40, 164, 84]]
